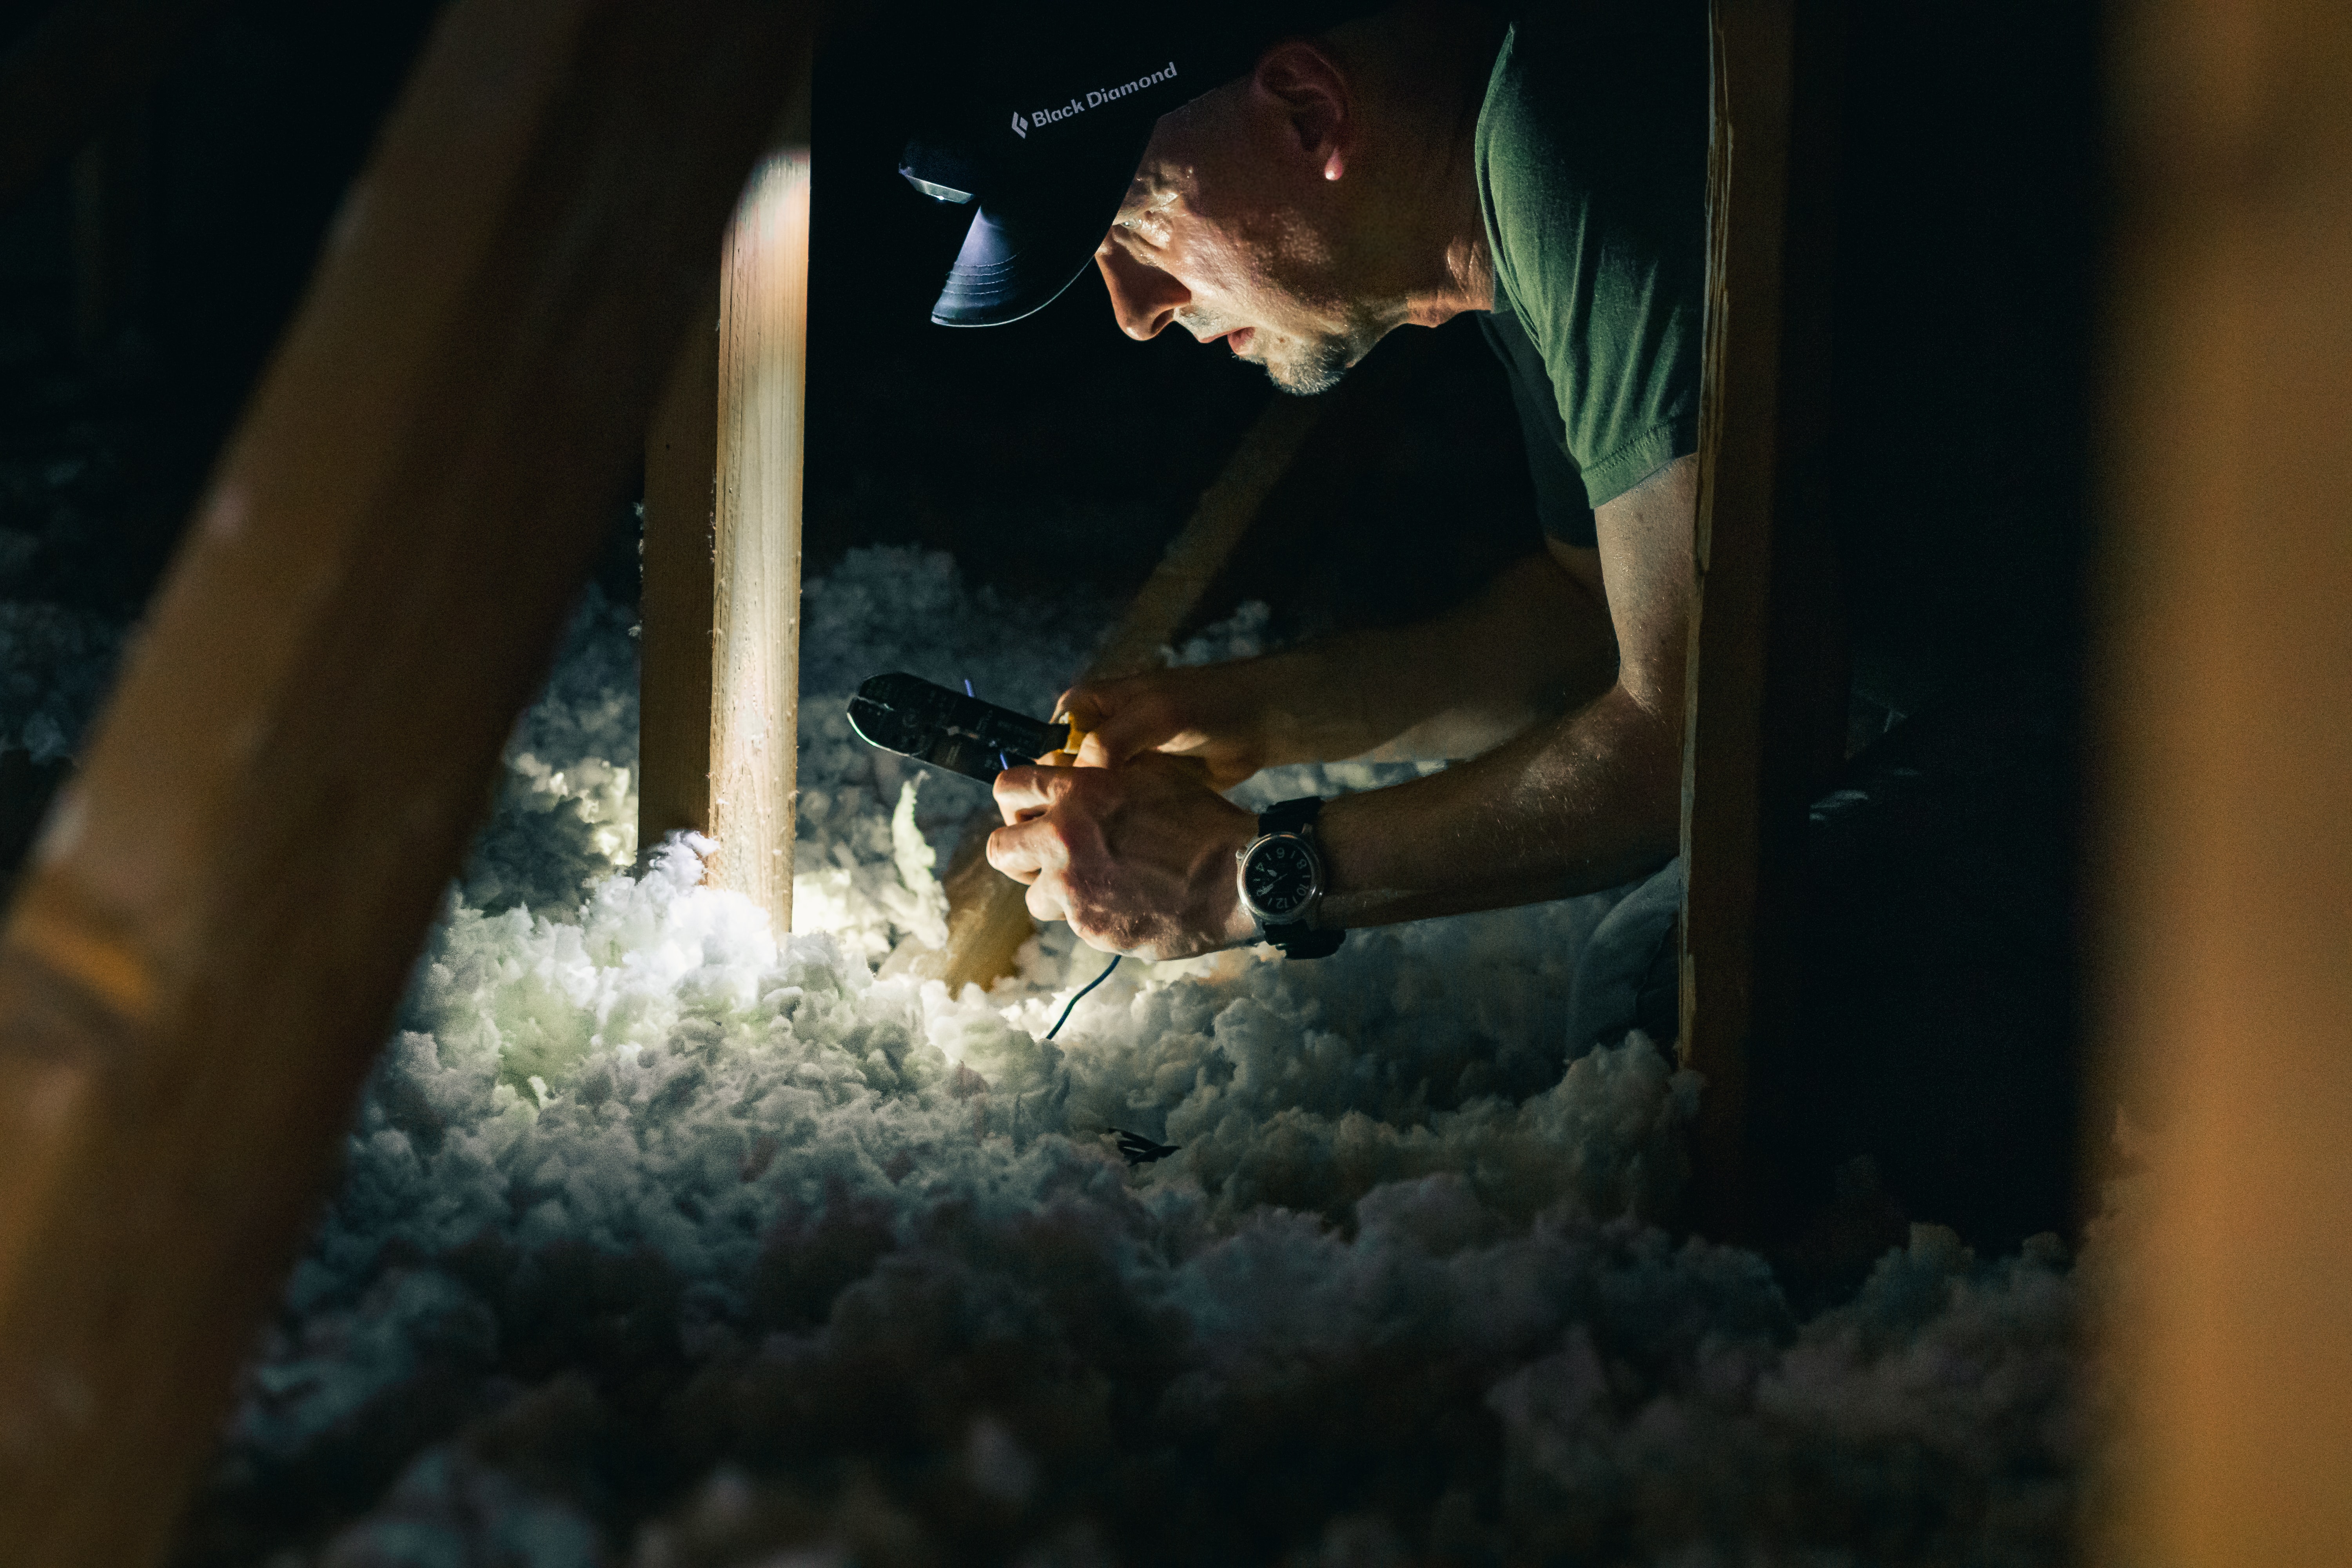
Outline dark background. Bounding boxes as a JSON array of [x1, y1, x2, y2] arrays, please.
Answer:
[[0, 0, 2102, 1261], [0, 0, 2099, 670], [0, 0, 1544, 636]]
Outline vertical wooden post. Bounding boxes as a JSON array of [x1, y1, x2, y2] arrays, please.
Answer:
[[704, 134, 813, 933], [2092, 0, 2352, 1561], [639, 292, 720, 857], [0, 0, 812, 1561], [1678, 0, 1847, 1238]]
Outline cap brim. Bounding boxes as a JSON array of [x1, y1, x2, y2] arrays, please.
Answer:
[[929, 121, 1152, 327]]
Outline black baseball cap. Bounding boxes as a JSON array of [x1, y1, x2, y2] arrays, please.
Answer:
[[900, 5, 1361, 328]]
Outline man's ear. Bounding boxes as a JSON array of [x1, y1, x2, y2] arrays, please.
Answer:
[[1250, 40, 1352, 180]]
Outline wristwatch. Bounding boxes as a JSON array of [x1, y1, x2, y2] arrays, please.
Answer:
[[1235, 796, 1343, 959]]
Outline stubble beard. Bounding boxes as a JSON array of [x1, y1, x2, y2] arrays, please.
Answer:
[[1258, 331, 1357, 396], [1176, 270, 1379, 396], [1198, 312, 1370, 397]]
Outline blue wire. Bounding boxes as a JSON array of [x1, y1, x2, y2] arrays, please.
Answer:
[[1046, 953, 1122, 1040], [965, 678, 1014, 773]]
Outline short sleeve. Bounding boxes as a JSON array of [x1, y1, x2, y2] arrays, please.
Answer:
[[1475, 5, 1708, 510], [1479, 304, 1597, 548]]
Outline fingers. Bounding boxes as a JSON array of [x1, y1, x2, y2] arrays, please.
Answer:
[[988, 809, 1075, 927], [980, 751, 1256, 962], [1054, 689, 1114, 768], [1090, 694, 1181, 765], [1054, 684, 1102, 730], [1158, 751, 1215, 784], [1022, 876, 1068, 926], [985, 813, 1058, 886], [1058, 677, 1181, 767], [992, 762, 1073, 824]]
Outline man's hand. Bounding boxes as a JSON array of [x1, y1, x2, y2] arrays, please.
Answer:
[[988, 460, 1686, 955], [1059, 546, 1619, 786], [1058, 662, 1279, 789], [987, 754, 1260, 960]]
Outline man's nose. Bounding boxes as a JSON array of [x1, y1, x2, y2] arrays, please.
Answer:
[[1094, 240, 1187, 341]]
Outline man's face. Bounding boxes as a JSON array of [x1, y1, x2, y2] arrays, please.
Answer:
[[1093, 108, 1379, 395]]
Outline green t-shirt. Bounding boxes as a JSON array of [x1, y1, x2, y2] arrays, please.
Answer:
[[1474, 2, 1708, 533]]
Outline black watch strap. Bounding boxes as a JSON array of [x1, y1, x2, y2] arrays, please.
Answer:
[[1263, 920, 1343, 958], [1255, 797, 1343, 959], [1259, 795, 1323, 835]]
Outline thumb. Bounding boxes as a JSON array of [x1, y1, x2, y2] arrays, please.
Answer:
[[1058, 677, 1172, 767]]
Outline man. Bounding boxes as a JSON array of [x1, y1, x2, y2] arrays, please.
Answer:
[[897, 0, 2094, 1255], [900, 1, 1706, 1046]]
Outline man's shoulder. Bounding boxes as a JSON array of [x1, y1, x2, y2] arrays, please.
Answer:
[[1472, 0, 1710, 511], [1476, 2, 1709, 316]]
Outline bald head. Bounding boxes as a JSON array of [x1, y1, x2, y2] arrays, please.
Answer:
[[1092, 3, 1501, 393]]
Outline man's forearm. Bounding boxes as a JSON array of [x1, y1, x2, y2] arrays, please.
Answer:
[[1248, 548, 1620, 768], [1313, 681, 1682, 927], [1030, 462, 1695, 959]]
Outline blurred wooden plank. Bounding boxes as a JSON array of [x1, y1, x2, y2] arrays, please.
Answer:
[[706, 138, 814, 931], [0, 0, 815, 1561], [0, 0, 230, 206], [2092, 0, 2352, 1561], [928, 391, 1326, 994], [1678, 0, 1847, 1240]]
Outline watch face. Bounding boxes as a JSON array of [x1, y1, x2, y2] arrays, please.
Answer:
[[1243, 835, 1318, 921]]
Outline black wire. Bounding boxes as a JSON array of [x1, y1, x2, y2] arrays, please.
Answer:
[[1045, 953, 1122, 1039], [968, 676, 1121, 1042]]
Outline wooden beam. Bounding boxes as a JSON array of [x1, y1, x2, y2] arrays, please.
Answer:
[[638, 287, 721, 858], [925, 391, 1326, 994], [0, 0, 232, 207], [0, 1, 813, 1562], [705, 138, 815, 931], [638, 58, 814, 904], [2092, 0, 2352, 1561], [1677, 0, 1847, 1239]]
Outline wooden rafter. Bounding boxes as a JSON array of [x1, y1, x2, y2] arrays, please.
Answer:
[[0, 1, 817, 1561], [2092, 0, 2352, 1557], [1678, 0, 1848, 1238]]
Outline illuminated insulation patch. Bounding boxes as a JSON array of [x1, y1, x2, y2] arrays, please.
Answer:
[[176, 548, 2080, 1566]]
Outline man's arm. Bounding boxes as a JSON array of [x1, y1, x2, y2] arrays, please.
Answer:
[[1062, 538, 1621, 786], [990, 454, 1693, 958], [1316, 454, 1691, 923]]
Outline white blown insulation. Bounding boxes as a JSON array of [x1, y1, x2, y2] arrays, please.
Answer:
[[138, 548, 2078, 1565]]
